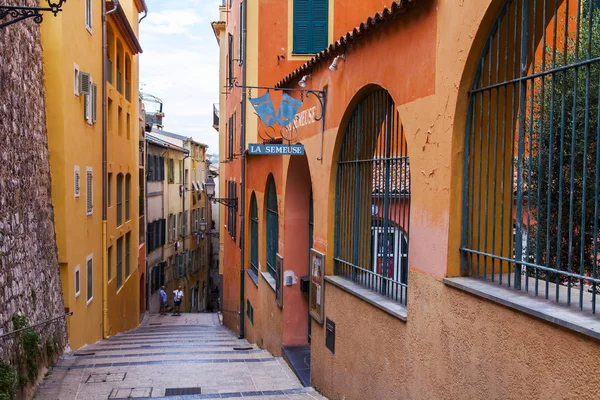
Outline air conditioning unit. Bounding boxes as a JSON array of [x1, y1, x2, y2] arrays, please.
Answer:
[[79, 72, 91, 96]]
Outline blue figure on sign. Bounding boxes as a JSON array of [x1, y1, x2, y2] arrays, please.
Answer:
[[276, 93, 304, 127], [249, 92, 278, 127]]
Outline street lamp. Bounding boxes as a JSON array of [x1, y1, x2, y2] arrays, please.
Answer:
[[204, 176, 238, 209], [199, 218, 208, 232], [0, 0, 67, 29]]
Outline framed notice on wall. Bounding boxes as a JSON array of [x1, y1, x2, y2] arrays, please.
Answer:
[[309, 249, 325, 324], [275, 253, 283, 308]]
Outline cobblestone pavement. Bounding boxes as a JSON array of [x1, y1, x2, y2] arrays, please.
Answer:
[[35, 313, 326, 400]]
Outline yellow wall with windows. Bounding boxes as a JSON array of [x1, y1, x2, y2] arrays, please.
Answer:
[[105, 12, 141, 337], [41, 0, 104, 350]]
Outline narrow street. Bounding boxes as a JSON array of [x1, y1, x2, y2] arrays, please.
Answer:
[[35, 314, 325, 399]]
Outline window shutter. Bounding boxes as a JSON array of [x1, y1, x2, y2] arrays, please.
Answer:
[[148, 155, 154, 181], [312, 0, 329, 53], [238, 2, 244, 65], [227, 34, 234, 87], [161, 218, 166, 246], [293, 0, 311, 54], [91, 84, 97, 123], [84, 93, 91, 122], [74, 166, 80, 198], [86, 168, 93, 215], [160, 156, 165, 181], [79, 72, 91, 95]]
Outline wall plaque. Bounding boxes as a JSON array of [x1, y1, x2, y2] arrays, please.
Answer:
[[309, 249, 325, 324]]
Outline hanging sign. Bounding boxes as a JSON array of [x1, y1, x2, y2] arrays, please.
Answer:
[[248, 143, 305, 156]]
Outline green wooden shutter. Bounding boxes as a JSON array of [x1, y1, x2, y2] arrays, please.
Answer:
[[293, 0, 311, 54], [311, 0, 328, 53]]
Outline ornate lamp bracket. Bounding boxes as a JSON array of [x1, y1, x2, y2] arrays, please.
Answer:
[[0, 1, 67, 29], [211, 197, 238, 209]]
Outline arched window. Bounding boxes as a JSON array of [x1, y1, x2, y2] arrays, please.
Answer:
[[107, 25, 115, 84], [461, 0, 600, 313], [250, 192, 259, 277], [125, 173, 131, 221], [266, 175, 279, 279], [117, 173, 123, 226], [334, 89, 410, 305]]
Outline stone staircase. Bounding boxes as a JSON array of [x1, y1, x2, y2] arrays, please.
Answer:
[[35, 313, 325, 399]]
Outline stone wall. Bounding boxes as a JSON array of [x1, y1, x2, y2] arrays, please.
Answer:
[[0, 0, 67, 373]]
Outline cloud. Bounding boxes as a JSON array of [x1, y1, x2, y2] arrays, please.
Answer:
[[140, 0, 221, 154]]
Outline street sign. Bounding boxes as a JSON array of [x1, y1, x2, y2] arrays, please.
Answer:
[[248, 143, 305, 155]]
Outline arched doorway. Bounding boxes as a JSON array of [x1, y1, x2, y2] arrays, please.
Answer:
[[280, 153, 313, 387]]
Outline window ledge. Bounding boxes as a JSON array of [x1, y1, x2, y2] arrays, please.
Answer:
[[261, 271, 276, 292], [444, 277, 600, 341], [325, 276, 407, 322], [247, 270, 258, 287]]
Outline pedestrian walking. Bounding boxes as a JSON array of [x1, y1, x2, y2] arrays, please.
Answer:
[[173, 286, 184, 316], [159, 286, 167, 315]]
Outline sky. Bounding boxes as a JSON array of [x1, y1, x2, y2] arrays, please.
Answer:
[[140, 0, 221, 156]]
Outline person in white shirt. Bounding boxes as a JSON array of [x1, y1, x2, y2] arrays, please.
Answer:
[[173, 286, 184, 316]]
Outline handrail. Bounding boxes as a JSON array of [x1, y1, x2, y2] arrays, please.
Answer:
[[0, 312, 72, 341]]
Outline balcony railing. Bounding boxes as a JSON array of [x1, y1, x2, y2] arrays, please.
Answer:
[[116, 70, 122, 93], [146, 112, 163, 127], [126, 80, 131, 101]]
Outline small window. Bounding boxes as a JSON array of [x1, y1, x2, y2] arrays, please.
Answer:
[[74, 166, 81, 198], [227, 33, 234, 88], [75, 265, 81, 298], [108, 246, 113, 281], [127, 113, 131, 140], [86, 255, 93, 304], [118, 106, 123, 136], [125, 174, 131, 221], [108, 173, 112, 207], [116, 173, 123, 226], [125, 232, 131, 277], [293, 0, 329, 55], [117, 237, 123, 289], [86, 167, 93, 216], [85, 0, 92, 31], [74, 64, 80, 96]]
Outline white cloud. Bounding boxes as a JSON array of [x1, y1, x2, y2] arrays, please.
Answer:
[[140, 0, 221, 154]]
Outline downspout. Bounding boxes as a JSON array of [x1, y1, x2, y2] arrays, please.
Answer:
[[238, 0, 248, 339], [102, 0, 118, 339], [138, 0, 148, 23]]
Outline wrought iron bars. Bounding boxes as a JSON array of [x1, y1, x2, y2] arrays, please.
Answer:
[[461, 0, 600, 314], [0, 1, 66, 29], [334, 89, 411, 305]]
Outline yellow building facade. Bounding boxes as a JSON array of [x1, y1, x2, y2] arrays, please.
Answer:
[[105, 2, 144, 337], [41, 0, 145, 349]]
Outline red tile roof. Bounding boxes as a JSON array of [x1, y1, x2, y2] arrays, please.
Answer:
[[276, 0, 419, 88]]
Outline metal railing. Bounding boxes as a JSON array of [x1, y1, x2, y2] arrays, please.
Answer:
[[334, 89, 411, 305], [0, 313, 71, 341], [461, 0, 600, 314]]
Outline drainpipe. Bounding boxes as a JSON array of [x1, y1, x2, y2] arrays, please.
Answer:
[[238, 0, 248, 339], [138, 0, 148, 23], [102, 0, 119, 340]]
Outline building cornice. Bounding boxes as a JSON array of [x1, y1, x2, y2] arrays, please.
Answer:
[[108, 1, 143, 55]]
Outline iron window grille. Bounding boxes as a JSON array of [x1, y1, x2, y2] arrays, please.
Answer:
[[266, 175, 279, 279], [250, 192, 259, 277], [334, 89, 411, 305], [461, 0, 600, 314]]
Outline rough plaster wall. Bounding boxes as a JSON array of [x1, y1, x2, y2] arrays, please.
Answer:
[[311, 273, 600, 400], [0, 0, 67, 363]]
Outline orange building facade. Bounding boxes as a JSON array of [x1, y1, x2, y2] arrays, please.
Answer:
[[214, 0, 600, 398]]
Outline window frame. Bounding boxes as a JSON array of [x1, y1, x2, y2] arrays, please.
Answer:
[[86, 254, 93, 304], [75, 264, 81, 298]]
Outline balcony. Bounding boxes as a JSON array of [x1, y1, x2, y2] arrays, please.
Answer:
[[146, 112, 163, 127], [116, 70, 122, 93], [106, 58, 113, 84], [213, 103, 219, 132]]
